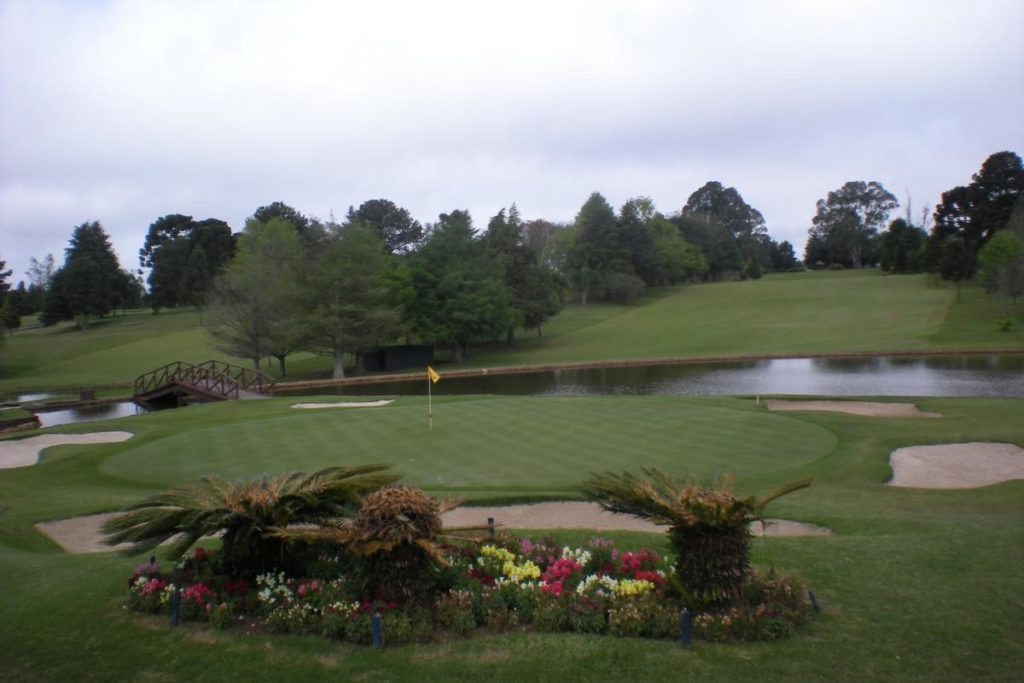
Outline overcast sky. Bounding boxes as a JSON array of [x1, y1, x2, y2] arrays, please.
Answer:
[[2, 0, 1022, 283]]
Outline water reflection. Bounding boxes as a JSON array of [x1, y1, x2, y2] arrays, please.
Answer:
[[35, 401, 147, 428], [281, 354, 1024, 398]]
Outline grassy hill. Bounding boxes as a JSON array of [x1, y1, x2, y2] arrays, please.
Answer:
[[464, 270, 1021, 367], [0, 270, 1019, 394]]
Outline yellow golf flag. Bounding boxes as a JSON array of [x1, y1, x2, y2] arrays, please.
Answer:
[[427, 366, 441, 384]]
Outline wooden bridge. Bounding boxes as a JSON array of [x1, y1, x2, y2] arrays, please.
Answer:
[[134, 360, 275, 408]]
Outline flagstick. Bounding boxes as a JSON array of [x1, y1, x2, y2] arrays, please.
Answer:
[[428, 373, 433, 431]]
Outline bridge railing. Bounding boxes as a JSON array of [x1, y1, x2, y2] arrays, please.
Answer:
[[133, 361, 275, 400], [195, 360, 275, 395]]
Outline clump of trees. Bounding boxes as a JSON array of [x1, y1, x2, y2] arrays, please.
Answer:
[[804, 181, 900, 269], [140, 214, 236, 312], [926, 151, 1023, 304], [799, 150, 1023, 315], [40, 222, 142, 329]]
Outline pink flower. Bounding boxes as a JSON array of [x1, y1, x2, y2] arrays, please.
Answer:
[[183, 582, 214, 606], [541, 581, 564, 597]]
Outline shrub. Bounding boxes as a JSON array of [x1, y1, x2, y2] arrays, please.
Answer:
[[102, 465, 397, 579], [435, 590, 476, 635], [580, 469, 810, 608], [608, 595, 679, 639], [567, 596, 607, 634], [603, 272, 644, 304], [532, 595, 570, 632]]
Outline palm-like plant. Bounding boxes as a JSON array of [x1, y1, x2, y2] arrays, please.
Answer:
[[580, 469, 811, 607], [101, 465, 398, 578], [276, 484, 486, 603]]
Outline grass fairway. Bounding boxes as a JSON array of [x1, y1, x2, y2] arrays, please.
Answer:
[[467, 270, 1022, 368], [1, 394, 1022, 681], [1, 270, 1020, 394]]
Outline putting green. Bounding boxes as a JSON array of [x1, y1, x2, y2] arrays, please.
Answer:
[[99, 396, 836, 491]]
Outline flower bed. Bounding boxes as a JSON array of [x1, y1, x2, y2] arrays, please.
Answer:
[[121, 535, 811, 645]]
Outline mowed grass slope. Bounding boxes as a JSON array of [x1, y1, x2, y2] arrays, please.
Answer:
[[1, 395, 1022, 681], [468, 270, 1021, 367], [1, 270, 1020, 393]]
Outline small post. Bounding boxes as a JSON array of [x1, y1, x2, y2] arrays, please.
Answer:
[[371, 612, 382, 650], [678, 607, 692, 647], [487, 517, 495, 538], [170, 587, 181, 627], [755, 395, 760, 405], [809, 590, 820, 613]]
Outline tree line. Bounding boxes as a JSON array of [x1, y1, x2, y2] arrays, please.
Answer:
[[6, 183, 803, 366], [5, 150, 1018, 359], [803, 150, 1024, 312]]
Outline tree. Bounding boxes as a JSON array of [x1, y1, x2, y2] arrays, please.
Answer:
[[880, 218, 927, 273], [931, 151, 1024, 255], [681, 181, 770, 269], [405, 210, 516, 361], [0, 256, 11, 305], [486, 205, 563, 341], [204, 218, 305, 373], [976, 230, 1024, 315], [807, 181, 898, 268], [769, 240, 801, 272], [1, 296, 21, 334], [926, 151, 1024, 272], [567, 192, 625, 304], [649, 215, 707, 284], [252, 201, 310, 236], [304, 224, 404, 379], [140, 215, 234, 312], [43, 221, 125, 329], [0, 261, 15, 337], [674, 214, 742, 280], [939, 237, 974, 303], [26, 254, 56, 311], [346, 199, 424, 255]]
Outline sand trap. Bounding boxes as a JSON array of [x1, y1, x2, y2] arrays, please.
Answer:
[[35, 503, 831, 555], [442, 502, 831, 537], [291, 400, 394, 409], [889, 442, 1024, 488], [0, 431, 134, 469], [765, 400, 942, 418]]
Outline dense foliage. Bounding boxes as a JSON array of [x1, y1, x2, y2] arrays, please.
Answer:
[[580, 469, 811, 607], [101, 465, 398, 579]]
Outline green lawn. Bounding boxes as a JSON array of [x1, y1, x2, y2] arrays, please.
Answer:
[[1, 270, 1020, 394], [463, 270, 1022, 367], [1, 394, 1022, 681]]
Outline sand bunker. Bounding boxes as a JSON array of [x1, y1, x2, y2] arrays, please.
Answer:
[[889, 442, 1024, 488], [442, 502, 831, 537], [36, 503, 831, 555], [0, 431, 133, 469], [765, 400, 942, 418], [291, 400, 394, 409]]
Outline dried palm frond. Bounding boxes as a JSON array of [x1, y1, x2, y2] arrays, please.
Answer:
[[101, 464, 397, 576], [580, 468, 811, 607]]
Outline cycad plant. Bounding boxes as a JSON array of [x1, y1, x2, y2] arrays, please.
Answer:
[[580, 469, 811, 607], [102, 465, 398, 579], [277, 484, 486, 603]]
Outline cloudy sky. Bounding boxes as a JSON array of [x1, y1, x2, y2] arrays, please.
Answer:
[[1, 0, 1021, 282]]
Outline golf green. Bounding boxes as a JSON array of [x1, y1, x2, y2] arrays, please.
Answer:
[[99, 396, 837, 490]]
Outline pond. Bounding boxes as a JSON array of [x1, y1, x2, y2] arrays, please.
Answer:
[[34, 401, 149, 429], [282, 354, 1024, 398]]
